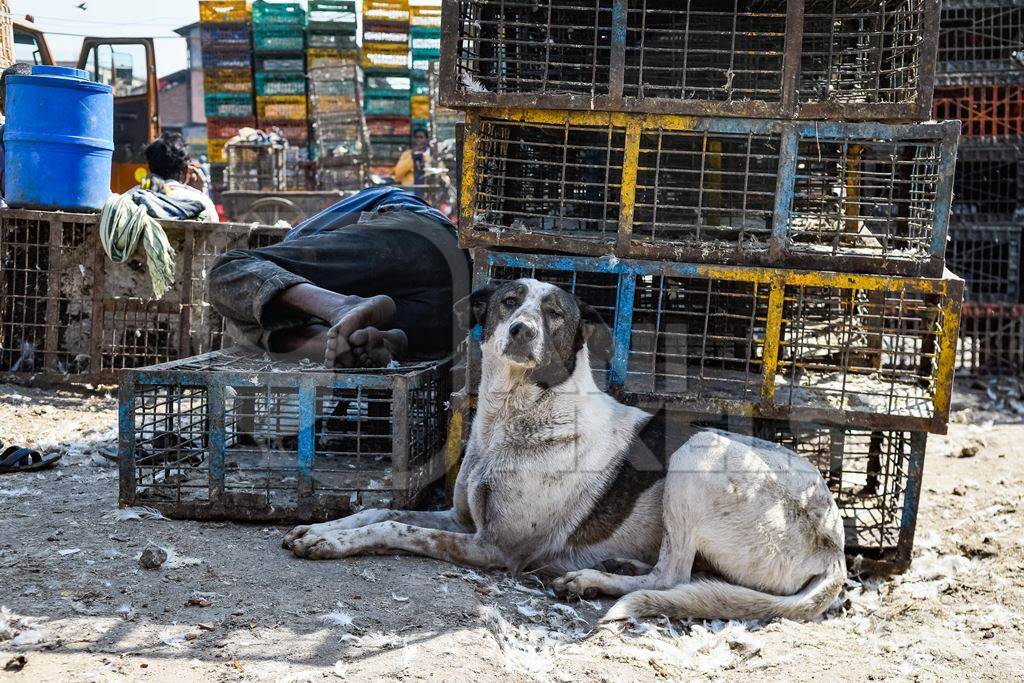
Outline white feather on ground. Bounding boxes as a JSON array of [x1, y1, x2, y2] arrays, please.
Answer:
[[105, 506, 168, 522], [321, 603, 356, 631]]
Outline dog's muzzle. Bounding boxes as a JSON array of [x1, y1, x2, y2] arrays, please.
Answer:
[[503, 320, 539, 364]]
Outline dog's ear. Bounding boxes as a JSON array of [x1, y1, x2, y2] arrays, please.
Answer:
[[575, 296, 612, 360], [456, 282, 498, 330]]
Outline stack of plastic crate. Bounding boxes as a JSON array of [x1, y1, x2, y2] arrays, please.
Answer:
[[408, 0, 440, 135], [199, 0, 256, 181], [363, 0, 411, 174], [934, 1, 1024, 375], [306, 0, 368, 189], [251, 0, 308, 189], [441, 0, 964, 573]]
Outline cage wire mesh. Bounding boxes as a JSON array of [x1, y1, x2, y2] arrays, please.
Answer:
[[445, 0, 936, 118], [932, 83, 1024, 139], [464, 115, 956, 275], [470, 252, 961, 432], [957, 303, 1024, 375], [946, 224, 1023, 303], [937, 0, 1024, 76], [120, 351, 451, 521], [0, 210, 287, 382], [950, 144, 1023, 220]]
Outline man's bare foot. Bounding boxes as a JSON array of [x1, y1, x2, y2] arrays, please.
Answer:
[[348, 327, 408, 368], [267, 323, 329, 360], [325, 295, 396, 367]]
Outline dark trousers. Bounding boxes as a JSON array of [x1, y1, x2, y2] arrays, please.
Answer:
[[208, 209, 470, 357]]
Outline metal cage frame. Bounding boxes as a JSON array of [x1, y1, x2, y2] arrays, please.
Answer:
[[957, 302, 1024, 375], [946, 223, 1023, 303], [460, 110, 959, 276], [118, 351, 451, 522], [467, 249, 963, 434], [440, 0, 940, 121], [937, 0, 1024, 77], [0, 209, 287, 384]]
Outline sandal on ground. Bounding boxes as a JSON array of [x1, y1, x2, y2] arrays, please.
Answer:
[[0, 444, 62, 473]]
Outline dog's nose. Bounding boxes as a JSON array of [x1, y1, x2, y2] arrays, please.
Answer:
[[509, 321, 536, 341]]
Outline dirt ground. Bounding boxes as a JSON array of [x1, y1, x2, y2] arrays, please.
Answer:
[[0, 381, 1022, 682]]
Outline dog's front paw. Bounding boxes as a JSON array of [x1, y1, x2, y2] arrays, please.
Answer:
[[552, 569, 603, 600], [285, 524, 354, 560]]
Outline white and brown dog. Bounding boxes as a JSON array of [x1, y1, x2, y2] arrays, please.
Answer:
[[284, 278, 846, 622]]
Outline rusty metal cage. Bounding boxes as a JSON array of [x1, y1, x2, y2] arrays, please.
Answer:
[[468, 250, 963, 433], [118, 351, 451, 522], [950, 143, 1023, 221], [227, 138, 289, 191], [932, 81, 1024, 140], [946, 223, 1023, 302], [309, 62, 372, 191], [956, 303, 1024, 374], [461, 111, 958, 276], [440, 0, 939, 121], [937, 0, 1024, 77], [0, 209, 287, 384]]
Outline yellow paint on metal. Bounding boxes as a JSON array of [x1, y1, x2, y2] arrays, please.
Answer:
[[477, 107, 699, 131], [460, 112, 479, 225], [759, 280, 786, 403], [844, 144, 862, 235], [445, 407, 464, 497], [616, 120, 642, 248], [932, 296, 963, 416]]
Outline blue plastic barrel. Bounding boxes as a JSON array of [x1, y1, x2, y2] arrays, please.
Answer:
[[4, 65, 114, 211]]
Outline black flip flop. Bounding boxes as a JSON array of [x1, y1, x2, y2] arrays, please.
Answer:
[[0, 444, 61, 473]]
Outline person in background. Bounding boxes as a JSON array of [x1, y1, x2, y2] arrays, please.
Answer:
[[0, 62, 33, 206], [136, 131, 218, 221], [391, 127, 430, 187]]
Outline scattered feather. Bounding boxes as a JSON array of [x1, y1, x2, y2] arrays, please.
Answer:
[[159, 628, 189, 648], [107, 506, 168, 522], [321, 603, 355, 631], [391, 592, 410, 603]]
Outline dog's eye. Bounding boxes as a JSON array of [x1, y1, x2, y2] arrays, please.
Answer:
[[503, 296, 517, 307]]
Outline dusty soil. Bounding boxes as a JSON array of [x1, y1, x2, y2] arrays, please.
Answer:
[[0, 382, 1022, 682]]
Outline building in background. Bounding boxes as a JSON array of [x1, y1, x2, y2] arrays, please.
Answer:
[[170, 22, 207, 158]]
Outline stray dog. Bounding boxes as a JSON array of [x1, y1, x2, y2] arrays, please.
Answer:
[[284, 279, 846, 622]]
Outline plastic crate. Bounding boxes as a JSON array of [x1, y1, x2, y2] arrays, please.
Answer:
[[252, 0, 305, 26], [461, 111, 959, 277], [255, 54, 305, 72], [362, 47, 410, 71], [255, 71, 307, 96], [411, 95, 430, 119], [365, 116, 411, 137], [317, 161, 369, 190], [933, 83, 1024, 140], [117, 351, 451, 522], [205, 92, 255, 118], [363, 21, 410, 44], [410, 27, 440, 53], [307, 31, 359, 50], [200, 0, 251, 24], [306, 47, 359, 69], [203, 68, 253, 94], [201, 49, 253, 70], [257, 95, 308, 120], [369, 139, 409, 162], [207, 138, 228, 163], [263, 120, 310, 144], [254, 29, 306, 52], [200, 22, 251, 50], [468, 250, 963, 434], [410, 0, 442, 28], [951, 144, 1023, 221], [947, 223, 1023, 303], [0, 210, 287, 384], [442, 0, 939, 121], [938, 0, 1024, 77], [206, 116, 257, 140], [957, 303, 1024, 375], [365, 96, 411, 116]]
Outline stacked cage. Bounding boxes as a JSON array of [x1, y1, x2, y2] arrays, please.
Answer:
[[307, 1, 370, 190], [934, 0, 1024, 375], [199, 0, 256, 183], [441, 0, 963, 572], [363, 0, 412, 174], [252, 0, 309, 190]]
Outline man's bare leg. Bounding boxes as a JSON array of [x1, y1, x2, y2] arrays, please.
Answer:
[[263, 283, 399, 367]]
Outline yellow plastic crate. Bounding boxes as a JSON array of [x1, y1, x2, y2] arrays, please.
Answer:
[[200, 0, 251, 24], [257, 95, 308, 120], [411, 95, 430, 119], [207, 138, 228, 163], [306, 48, 359, 69], [362, 47, 410, 70]]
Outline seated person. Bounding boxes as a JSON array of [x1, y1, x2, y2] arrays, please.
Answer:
[[391, 128, 430, 187], [136, 131, 218, 221], [208, 186, 469, 367]]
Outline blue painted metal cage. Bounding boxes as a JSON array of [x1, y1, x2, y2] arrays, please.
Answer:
[[118, 351, 451, 522], [467, 250, 963, 434]]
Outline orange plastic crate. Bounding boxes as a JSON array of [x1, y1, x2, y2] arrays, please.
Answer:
[[200, 0, 251, 24]]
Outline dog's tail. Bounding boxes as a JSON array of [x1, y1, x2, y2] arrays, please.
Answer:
[[601, 557, 845, 623]]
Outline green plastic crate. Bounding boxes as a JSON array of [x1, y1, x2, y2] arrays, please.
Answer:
[[255, 71, 307, 96], [204, 92, 254, 118], [254, 29, 306, 52], [365, 96, 410, 116], [253, 0, 306, 26]]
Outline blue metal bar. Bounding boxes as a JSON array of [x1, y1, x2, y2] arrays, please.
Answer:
[[207, 380, 226, 503], [771, 126, 800, 245], [117, 378, 137, 507], [609, 271, 636, 388]]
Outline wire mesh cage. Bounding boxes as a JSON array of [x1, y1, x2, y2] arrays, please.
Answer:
[[956, 302, 1024, 374], [946, 223, 1023, 302], [0, 210, 287, 383], [937, 0, 1024, 77], [932, 82, 1024, 140], [226, 138, 289, 191], [441, 0, 939, 120], [309, 62, 372, 189], [467, 250, 963, 433], [461, 111, 958, 276], [118, 351, 451, 522], [950, 143, 1023, 221]]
